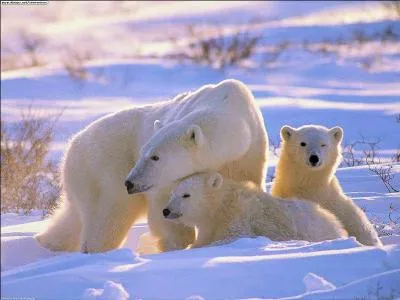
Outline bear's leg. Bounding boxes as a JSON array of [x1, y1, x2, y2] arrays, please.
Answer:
[[152, 217, 195, 252], [79, 190, 147, 253], [327, 199, 382, 247], [147, 188, 195, 252], [35, 201, 81, 252]]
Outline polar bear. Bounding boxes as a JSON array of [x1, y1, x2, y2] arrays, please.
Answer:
[[124, 80, 268, 251], [271, 125, 382, 247], [35, 79, 268, 253], [163, 172, 347, 248]]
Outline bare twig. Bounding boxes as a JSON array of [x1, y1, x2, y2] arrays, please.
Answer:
[[388, 203, 400, 224], [341, 135, 382, 167], [342, 135, 399, 193], [269, 136, 280, 158], [367, 163, 399, 193]]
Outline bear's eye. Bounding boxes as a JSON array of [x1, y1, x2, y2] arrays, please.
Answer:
[[151, 155, 159, 161], [321, 144, 326, 147], [182, 193, 191, 198], [300, 142, 307, 147]]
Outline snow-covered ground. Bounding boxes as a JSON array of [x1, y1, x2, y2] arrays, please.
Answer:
[[1, 165, 400, 299], [1, 1, 400, 299]]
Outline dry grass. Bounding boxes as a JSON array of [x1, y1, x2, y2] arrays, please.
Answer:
[[303, 24, 399, 71], [383, 1, 400, 18], [61, 47, 94, 83], [169, 22, 262, 70], [1, 30, 47, 71], [1, 110, 61, 215]]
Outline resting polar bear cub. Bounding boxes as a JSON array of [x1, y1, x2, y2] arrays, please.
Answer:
[[271, 125, 381, 247], [164, 172, 347, 248], [36, 79, 268, 253]]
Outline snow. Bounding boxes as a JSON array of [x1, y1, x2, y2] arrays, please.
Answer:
[[2, 167, 399, 299], [1, 1, 400, 299], [1, 234, 400, 299]]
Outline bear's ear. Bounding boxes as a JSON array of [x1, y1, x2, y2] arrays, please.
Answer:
[[154, 120, 162, 132], [207, 172, 223, 190], [187, 125, 204, 147], [329, 126, 343, 143], [280, 125, 295, 141]]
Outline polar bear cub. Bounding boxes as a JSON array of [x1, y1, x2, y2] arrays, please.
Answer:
[[271, 125, 382, 247], [163, 172, 347, 248]]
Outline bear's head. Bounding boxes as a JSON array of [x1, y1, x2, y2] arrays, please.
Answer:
[[125, 119, 215, 194], [163, 172, 224, 226], [280, 125, 343, 172]]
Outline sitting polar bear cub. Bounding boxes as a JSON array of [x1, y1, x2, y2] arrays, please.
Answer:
[[271, 125, 381, 247], [163, 172, 347, 248]]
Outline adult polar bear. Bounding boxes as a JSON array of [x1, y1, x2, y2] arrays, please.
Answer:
[[35, 79, 268, 253]]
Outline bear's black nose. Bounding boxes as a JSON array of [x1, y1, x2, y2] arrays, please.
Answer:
[[163, 208, 171, 217], [309, 155, 319, 166], [125, 180, 134, 191]]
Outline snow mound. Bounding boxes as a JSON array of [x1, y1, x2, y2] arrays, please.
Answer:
[[293, 269, 400, 300], [303, 272, 336, 293], [82, 280, 129, 300]]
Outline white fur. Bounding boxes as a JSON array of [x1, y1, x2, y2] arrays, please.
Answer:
[[164, 172, 347, 248], [35, 79, 268, 253], [271, 124, 382, 247]]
